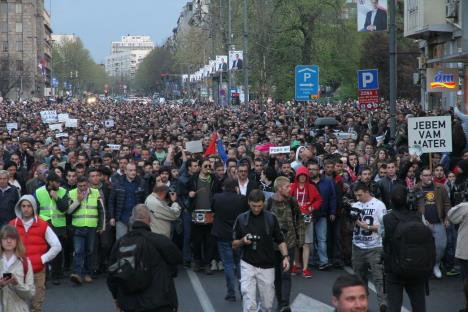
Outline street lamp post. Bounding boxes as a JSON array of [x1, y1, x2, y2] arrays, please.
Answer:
[[243, 0, 249, 104]]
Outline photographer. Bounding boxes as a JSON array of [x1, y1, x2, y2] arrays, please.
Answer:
[[145, 183, 181, 238], [383, 185, 434, 312], [351, 182, 387, 311], [233, 190, 290, 312]]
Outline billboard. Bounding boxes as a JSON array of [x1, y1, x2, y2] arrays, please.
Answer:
[[426, 68, 459, 93], [229, 50, 243, 70], [357, 0, 388, 32], [216, 55, 228, 72]]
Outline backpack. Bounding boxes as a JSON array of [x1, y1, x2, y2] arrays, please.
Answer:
[[108, 231, 153, 294], [390, 210, 436, 279]]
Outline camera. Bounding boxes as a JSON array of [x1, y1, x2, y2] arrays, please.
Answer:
[[407, 189, 424, 211], [246, 233, 261, 251], [348, 207, 362, 222]]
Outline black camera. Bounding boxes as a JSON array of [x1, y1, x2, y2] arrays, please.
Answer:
[[246, 234, 261, 251], [407, 189, 424, 211], [348, 207, 362, 222]]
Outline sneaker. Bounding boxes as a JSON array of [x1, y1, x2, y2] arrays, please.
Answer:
[[446, 268, 461, 277], [319, 263, 333, 271], [70, 274, 82, 285], [302, 268, 313, 278], [291, 264, 302, 275], [217, 261, 224, 271], [224, 295, 236, 302], [84, 275, 93, 283], [210, 260, 218, 271], [433, 264, 442, 279]]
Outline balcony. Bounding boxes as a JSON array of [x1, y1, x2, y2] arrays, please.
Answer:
[[404, 0, 457, 39]]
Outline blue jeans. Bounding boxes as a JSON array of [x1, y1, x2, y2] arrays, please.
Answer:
[[73, 227, 96, 276], [217, 240, 240, 297], [313, 217, 329, 265], [182, 211, 192, 262], [443, 223, 457, 270]]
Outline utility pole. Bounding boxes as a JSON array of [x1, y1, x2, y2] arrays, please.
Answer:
[[389, 0, 397, 138], [227, 0, 232, 105], [243, 0, 249, 104]]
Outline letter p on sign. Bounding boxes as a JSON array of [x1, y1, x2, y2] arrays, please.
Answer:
[[358, 69, 379, 90]]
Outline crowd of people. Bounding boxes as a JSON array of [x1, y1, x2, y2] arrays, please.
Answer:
[[0, 97, 467, 312]]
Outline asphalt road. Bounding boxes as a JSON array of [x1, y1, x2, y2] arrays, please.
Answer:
[[43, 266, 465, 312]]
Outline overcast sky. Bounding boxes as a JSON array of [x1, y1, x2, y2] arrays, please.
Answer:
[[50, 0, 187, 63]]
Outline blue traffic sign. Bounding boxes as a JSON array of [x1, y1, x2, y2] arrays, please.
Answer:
[[295, 65, 319, 101], [358, 69, 379, 90]]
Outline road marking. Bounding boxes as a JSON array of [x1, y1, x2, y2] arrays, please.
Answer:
[[344, 266, 410, 312], [185, 269, 216, 312], [290, 293, 334, 312]]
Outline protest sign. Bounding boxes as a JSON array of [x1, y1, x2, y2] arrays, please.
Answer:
[[65, 119, 78, 128], [58, 113, 69, 122], [6, 123, 18, 133], [269, 146, 290, 154], [40, 110, 58, 123], [186, 140, 203, 153], [107, 144, 121, 151], [105, 119, 115, 128], [408, 116, 452, 153], [48, 123, 63, 132], [56, 133, 69, 138]]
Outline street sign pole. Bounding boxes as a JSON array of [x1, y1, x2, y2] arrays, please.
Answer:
[[227, 0, 232, 106], [243, 0, 249, 104], [389, 0, 397, 138]]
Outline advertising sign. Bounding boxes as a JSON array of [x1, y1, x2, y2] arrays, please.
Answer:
[[426, 68, 459, 93], [357, 0, 388, 32]]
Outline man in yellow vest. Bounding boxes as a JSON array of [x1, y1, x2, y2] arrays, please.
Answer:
[[68, 176, 105, 285], [35, 171, 69, 285]]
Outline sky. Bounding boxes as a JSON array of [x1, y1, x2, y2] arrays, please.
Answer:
[[50, 0, 188, 63]]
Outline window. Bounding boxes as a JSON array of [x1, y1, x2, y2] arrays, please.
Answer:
[[0, 61, 7, 71], [16, 60, 23, 71], [0, 3, 7, 17], [15, 22, 22, 33], [15, 3, 22, 14], [0, 22, 7, 33], [2, 41, 7, 52], [16, 39, 22, 52]]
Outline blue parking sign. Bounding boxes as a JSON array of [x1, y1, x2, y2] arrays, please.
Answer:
[[358, 69, 379, 90], [295, 65, 319, 101]]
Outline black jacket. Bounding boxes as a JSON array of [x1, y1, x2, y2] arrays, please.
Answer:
[[378, 176, 405, 210], [108, 175, 148, 221], [187, 173, 222, 212], [0, 185, 20, 226], [382, 209, 423, 274], [211, 191, 249, 241], [107, 221, 182, 311], [238, 179, 259, 198]]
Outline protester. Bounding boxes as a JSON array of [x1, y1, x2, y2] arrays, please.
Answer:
[[10, 195, 62, 312], [145, 183, 181, 238], [0, 170, 20, 227], [331, 274, 368, 312], [233, 190, 290, 312], [107, 204, 182, 312]]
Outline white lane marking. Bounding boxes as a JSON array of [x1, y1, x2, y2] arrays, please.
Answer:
[[344, 266, 410, 312], [186, 269, 216, 312], [290, 293, 334, 312]]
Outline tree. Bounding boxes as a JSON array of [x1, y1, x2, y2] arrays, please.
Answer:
[[52, 37, 109, 94]]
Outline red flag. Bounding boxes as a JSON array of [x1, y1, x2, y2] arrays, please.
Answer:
[[204, 132, 217, 157]]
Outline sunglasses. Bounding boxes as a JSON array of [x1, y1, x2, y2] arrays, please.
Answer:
[[203, 165, 211, 169]]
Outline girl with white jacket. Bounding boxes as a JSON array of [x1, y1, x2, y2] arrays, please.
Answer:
[[0, 224, 35, 312]]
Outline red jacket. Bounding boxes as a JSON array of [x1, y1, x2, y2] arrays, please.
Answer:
[[290, 166, 322, 215], [10, 218, 49, 273]]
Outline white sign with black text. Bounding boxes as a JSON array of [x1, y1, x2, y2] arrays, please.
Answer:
[[408, 116, 452, 153], [40, 110, 58, 123], [269, 146, 291, 155]]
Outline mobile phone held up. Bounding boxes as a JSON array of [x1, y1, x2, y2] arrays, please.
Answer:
[[3, 272, 12, 279]]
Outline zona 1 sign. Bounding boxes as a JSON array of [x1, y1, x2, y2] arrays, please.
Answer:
[[408, 116, 452, 153]]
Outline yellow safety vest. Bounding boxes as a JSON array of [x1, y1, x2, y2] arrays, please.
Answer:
[[36, 186, 67, 227], [69, 188, 100, 228]]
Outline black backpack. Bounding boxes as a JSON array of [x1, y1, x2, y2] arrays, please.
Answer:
[[108, 231, 153, 294], [390, 211, 436, 279]]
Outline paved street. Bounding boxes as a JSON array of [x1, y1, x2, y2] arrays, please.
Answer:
[[44, 266, 465, 312]]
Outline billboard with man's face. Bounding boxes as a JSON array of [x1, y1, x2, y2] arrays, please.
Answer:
[[229, 51, 243, 70], [357, 0, 388, 32]]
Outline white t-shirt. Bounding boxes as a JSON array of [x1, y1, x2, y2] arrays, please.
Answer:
[[352, 197, 387, 249]]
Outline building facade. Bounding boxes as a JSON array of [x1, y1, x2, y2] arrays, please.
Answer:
[[0, 0, 52, 99], [404, 0, 468, 112], [105, 35, 154, 79]]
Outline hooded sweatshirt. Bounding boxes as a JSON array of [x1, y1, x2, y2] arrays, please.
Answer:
[[290, 166, 322, 215], [10, 195, 62, 273]]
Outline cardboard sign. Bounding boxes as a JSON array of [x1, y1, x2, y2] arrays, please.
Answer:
[[40, 110, 58, 123], [185, 140, 203, 153], [105, 119, 115, 128], [48, 123, 63, 132], [58, 113, 69, 122], [6, 123, 18, 133], [107, 144, 121, 151], [65, 119, 78, 128], [56, 133, 69, 138], [269, 146, 291, 155], [408, 116, 452, 153]]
